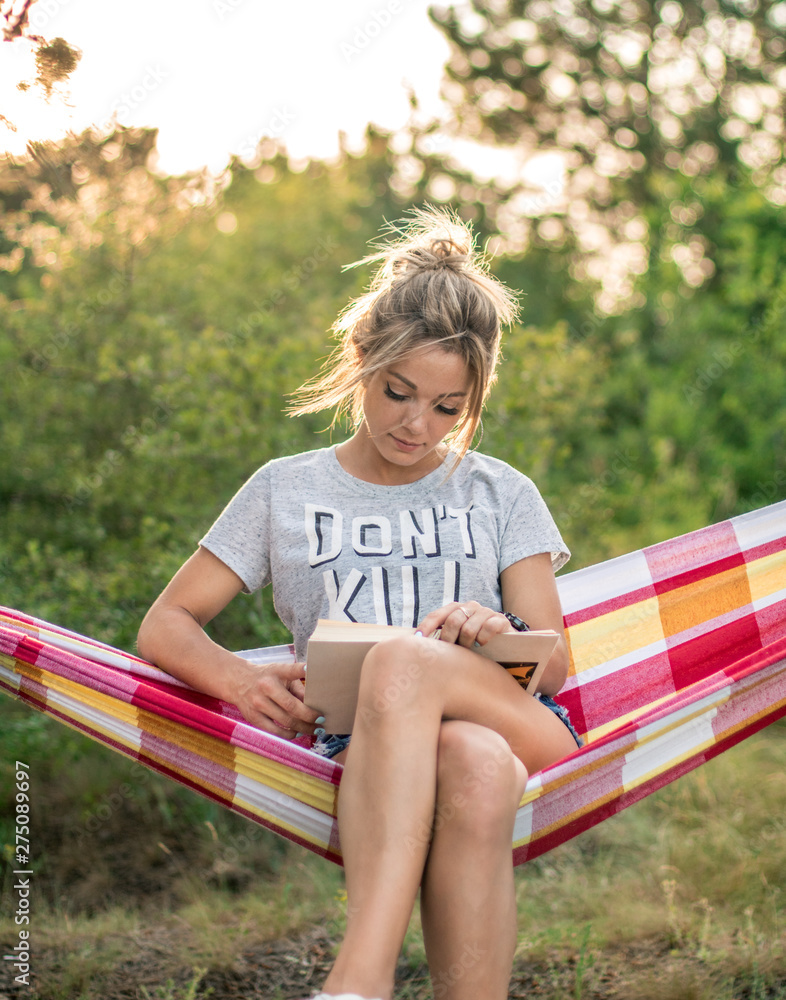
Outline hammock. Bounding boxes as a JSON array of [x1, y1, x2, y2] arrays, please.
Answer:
[[2, 500, 785, 867]]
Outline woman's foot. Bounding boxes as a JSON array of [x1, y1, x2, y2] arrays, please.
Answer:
[[304, 993, 385, 1000]]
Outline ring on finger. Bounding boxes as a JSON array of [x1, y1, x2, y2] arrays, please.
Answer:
[[459, 606, 471, 620]]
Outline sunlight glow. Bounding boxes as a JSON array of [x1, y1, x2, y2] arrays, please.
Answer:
[[1, 0, 451, 174]]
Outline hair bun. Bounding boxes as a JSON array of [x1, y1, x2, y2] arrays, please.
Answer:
[[399, 239, 469, 274]]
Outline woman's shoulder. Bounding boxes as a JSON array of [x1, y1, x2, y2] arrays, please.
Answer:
[[251, 445, 334, 479], [267, 445, 332, 471], [228, 447, 334, 498], [458, 450, 535, 488]]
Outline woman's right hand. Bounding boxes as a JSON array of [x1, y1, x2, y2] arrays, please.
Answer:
[[138, 547, 322, 740], [228, 656, 321, 739]]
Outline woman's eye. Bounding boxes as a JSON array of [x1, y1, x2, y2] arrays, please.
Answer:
[[383, 382, 459, 415], [384, 384, 408, 402]]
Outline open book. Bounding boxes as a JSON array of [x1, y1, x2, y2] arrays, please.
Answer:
[[304, 620, 559, 733]]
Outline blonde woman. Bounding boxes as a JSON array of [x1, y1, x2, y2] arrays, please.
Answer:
[[138, 207, 580, 1000]]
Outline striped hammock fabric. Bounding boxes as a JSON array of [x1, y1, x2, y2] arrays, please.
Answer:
[[2, 500, 785, 867]]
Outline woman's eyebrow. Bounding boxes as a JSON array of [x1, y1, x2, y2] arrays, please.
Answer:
[[388, 370, 467, 398]]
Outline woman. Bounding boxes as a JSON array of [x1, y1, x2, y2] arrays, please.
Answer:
[[138, 207, 580, 1000]]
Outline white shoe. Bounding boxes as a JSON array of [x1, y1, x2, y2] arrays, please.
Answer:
[[309, 993, 385, 1000]]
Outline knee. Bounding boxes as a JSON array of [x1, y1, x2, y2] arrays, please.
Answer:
[[356, 634, 437, 720], [434, 723, 527, 836]]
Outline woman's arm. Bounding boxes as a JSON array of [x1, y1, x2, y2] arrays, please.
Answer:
[[137, 546, 321, 738], [417, 552, 570, 697], [499, 552, 570, 696]]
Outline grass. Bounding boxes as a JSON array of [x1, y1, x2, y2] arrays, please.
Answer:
[[504, 721, 786, 999], [0, 714, 784, 998], [172, 858, 346, 967], [139, 969, 212, 1000], [8, 855, 345, 998]]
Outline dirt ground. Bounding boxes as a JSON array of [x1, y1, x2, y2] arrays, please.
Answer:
[[2, 755, 783, 1000], [1, 922, 774, 1000]]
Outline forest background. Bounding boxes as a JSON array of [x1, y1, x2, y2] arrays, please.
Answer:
[[1, 1, 785, 998]]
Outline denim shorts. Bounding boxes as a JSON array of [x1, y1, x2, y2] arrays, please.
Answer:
[[535, 693, 584, 748], [312, 732, 352, 759], [312, 695, 582, 760]]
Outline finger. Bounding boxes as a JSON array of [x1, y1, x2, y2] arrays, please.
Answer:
[[418, 601, 468, 641], [473, 611, 512, 646], [461, 607, 516, 647], [438, 603, 504, 648], [238, 697, 297, 738], [275, 659, 307, 683], [252, 699, 319, 737], [288, 677, 306, 701], [417, 606, 452, 638], [268, 663, 317, 717], [276, 687, 321, 727], [448, 603, 481, 646], [250, 673, 320, 733], [260, 718, 299, 739]]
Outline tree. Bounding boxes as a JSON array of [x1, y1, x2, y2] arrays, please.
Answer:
[[0, 121, 617, 649], [427, 0, 786, 310], [0, 127, 408, 645], [2, 0, 81, 130]]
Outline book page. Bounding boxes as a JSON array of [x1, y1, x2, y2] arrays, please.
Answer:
[[304, 621, 558, 732]]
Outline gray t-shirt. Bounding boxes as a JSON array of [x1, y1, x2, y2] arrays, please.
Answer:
[[200, 446, 569, 659]]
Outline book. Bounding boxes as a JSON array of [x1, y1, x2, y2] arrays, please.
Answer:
[[304, 619, 559, 733]]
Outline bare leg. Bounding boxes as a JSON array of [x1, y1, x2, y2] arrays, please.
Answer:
[[320, 634, 576, 1000], [420, 721, 529, 1000]]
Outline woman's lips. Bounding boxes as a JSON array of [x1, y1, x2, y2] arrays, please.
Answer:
[[391, 434, 420, 452]]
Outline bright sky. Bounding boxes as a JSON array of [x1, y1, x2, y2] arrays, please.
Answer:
[[1, 0, 454, 175]]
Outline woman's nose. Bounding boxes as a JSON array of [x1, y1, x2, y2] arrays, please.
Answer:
[[401, 402, 428, 431]]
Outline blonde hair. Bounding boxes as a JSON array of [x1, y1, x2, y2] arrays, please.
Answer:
[[289, 206, 519, 459]]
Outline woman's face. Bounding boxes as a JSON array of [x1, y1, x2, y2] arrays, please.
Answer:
[[358, 343, 472, 479]]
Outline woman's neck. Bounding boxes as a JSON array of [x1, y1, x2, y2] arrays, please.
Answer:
[[335, 430, 448, 486]]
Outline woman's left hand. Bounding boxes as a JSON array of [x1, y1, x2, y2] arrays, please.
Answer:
[[418, 600, 513, 648]]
